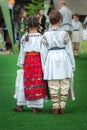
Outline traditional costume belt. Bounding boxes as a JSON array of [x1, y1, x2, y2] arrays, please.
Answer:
[[73, 29, 79, 31], [49, 47, 65, 51], [26, 52, 40, 56], [62, 23, 72, 26]]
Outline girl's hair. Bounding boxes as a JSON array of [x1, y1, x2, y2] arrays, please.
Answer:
[[25, 15, 39, 41], [49, 10, 62, 25], [28, 15, 39, 28]]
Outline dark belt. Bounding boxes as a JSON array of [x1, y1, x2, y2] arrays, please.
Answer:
[[73, 30, 79, 31], [49, 47, 65, 51]]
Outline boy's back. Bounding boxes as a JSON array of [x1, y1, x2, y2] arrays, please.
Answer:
[[44, 29, 68, 48], [41, 28, 75, 80]]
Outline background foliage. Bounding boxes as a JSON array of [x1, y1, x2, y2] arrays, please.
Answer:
[[26, 0, 44, 16]]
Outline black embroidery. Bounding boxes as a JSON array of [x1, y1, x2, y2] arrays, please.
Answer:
[[64, 32, 70, 45]]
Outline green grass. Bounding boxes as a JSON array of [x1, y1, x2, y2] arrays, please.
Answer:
[[0, 54, 87, 130], [79, 41, 87, 53]]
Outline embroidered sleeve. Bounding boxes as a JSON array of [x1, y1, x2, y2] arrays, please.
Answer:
[[41, 35, 49, 48], [17, 35, 26, 67], [64, 32, 70, 45], [40, 35, 48, 72], [65, 32, 75, 71]]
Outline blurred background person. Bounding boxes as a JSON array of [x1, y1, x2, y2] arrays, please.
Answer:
[[0, 27, 4, 51], [84, 16, 87, 29], [38, 9, 46, 34], [18, 10, 27, 49], [2, 20, 12, 50], [58, 0, 73, 39], [83, 16, 87, 41], [72, 14, 83, 57], [0, 15, 4, 46]]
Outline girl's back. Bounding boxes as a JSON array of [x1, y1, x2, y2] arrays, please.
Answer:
[[22, 33, 42, 53]]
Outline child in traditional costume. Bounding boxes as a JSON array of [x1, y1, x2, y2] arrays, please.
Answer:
[[13, 15, 47, 113], [83, 16, 87, 41], [41, 10, 75, 114], [72, 14, 83, 56]]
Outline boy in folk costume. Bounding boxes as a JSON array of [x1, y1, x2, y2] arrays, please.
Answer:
[[41, 10, 75, 114], [72, 14, 83, 56], [13, 16, 47, 113]]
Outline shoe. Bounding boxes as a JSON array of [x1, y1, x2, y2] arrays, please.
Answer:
[[50, 109, 59, 114], [60, 108, 65, 114], [13, 106, 23, 112], [32, 108, 41, 113]]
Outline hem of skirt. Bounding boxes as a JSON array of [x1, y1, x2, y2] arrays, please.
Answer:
[[27, 105, 43, 108], [17, 102, 27, 106], [25, 95, 47, 101], [44, 75, 73, 80], [17, 102, 43, 108]]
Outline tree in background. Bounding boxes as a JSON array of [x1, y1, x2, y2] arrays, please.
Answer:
[[26, 0, 44, 16]]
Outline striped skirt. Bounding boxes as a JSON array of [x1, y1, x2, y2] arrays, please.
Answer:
[[23, 52, 47, 100]]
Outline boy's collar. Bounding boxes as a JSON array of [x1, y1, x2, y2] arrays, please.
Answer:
[[50, 27, 61, 31]]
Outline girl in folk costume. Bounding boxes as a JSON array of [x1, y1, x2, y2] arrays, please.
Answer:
[[13, 15, 47, 113], [72, 14, 83, 56], [41, 10, 75, 114]]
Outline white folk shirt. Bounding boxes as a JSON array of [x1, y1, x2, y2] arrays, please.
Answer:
[[59, 6, 73, 32], [41, 28, 75, 80], [17, 33, 42, 67]]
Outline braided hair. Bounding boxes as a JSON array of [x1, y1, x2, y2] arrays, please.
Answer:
[[25, 15, 39, 41]]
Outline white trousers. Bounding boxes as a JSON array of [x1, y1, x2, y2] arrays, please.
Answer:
[[48, 78, 69, 109]]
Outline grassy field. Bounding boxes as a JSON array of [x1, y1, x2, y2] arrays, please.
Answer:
[[0, 54, 87, 130], [79, 41, 87, 53]]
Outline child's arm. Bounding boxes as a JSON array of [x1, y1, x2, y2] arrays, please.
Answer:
[[65, 32, 75, 71]]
